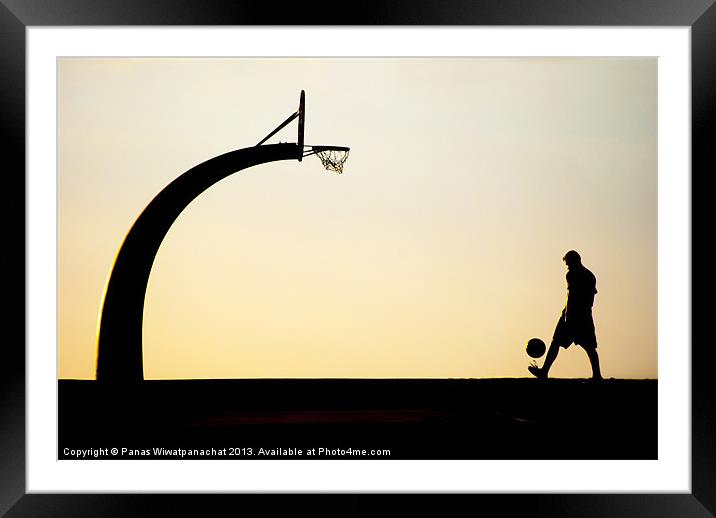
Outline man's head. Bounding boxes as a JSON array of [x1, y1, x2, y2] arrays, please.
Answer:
[[563, 250, 581, 269]]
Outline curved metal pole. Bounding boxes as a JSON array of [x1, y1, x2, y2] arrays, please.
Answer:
[[96, 143, 300, 385]]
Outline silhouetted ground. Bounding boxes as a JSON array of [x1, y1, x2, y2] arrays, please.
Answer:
[[58, 378, 656, 460]]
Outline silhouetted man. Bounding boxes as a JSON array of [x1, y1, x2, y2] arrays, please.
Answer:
[[529, 250, 603, 380]]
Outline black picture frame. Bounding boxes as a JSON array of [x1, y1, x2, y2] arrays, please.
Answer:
[[3, 0, 712, 515]]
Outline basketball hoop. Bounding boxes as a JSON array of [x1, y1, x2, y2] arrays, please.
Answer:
[[304, 146, 350, 174], [256, 91, 350, 173]]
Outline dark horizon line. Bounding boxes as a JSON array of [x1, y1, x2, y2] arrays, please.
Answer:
[[58, 376, 658, 381]]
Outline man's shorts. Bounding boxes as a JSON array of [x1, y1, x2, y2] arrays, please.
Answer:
[[552, 309, 598, 349]]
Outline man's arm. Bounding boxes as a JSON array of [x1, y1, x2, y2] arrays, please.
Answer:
[[564, 293, 571, 324], [564, 272, 572, 323]]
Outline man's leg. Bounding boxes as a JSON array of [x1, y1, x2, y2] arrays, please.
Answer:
[[529, 341, 561, 378], [541, 341, 560, 376], [584, 347, 603, 380], [530, 312, 567, 378]]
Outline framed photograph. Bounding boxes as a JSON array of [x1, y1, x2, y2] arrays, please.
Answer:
[[5, 0, 712, 515]]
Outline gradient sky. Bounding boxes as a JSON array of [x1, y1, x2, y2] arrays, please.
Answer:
[[58, 58, 657, 380]]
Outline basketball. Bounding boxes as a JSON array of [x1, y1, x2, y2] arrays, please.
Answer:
[[526, 338, 546, 358]]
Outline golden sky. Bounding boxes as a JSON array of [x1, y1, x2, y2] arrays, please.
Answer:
[[58, 58, 657, 379]]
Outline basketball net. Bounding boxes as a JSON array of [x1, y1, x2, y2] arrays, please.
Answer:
[[314, 147, 350, 174]]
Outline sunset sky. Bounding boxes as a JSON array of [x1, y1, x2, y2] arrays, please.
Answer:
[[58, 57, 657, 380]]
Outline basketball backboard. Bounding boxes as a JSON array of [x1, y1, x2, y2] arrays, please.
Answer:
[[298, 90, 305, 161]]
